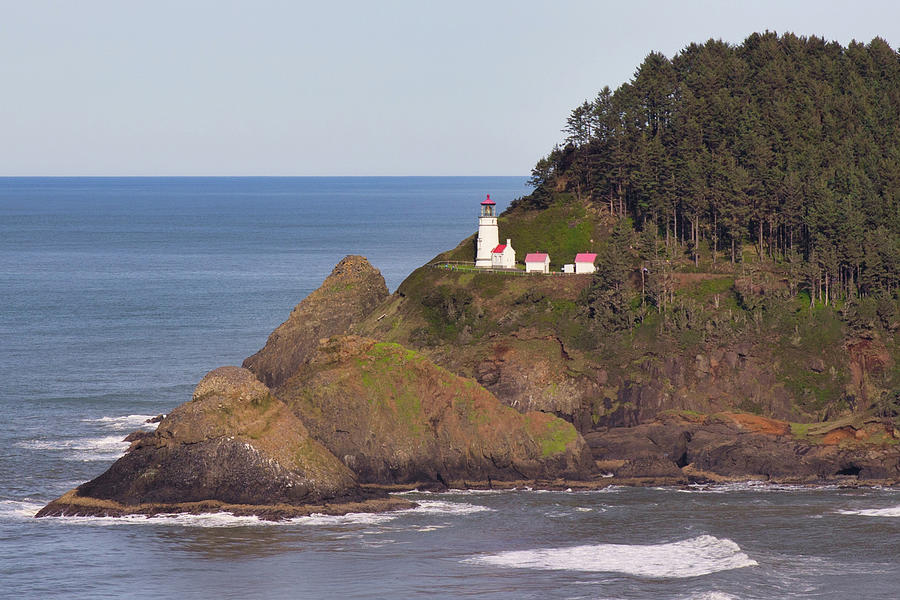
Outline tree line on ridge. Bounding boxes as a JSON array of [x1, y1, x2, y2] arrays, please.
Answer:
[[521, 32, 900, 306]]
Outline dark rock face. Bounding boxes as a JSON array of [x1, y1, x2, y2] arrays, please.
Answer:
[[40, 367, 361, 512], [586, 412, 900, 483], [277, 335, 593, 485], [243, 255, 389, 389], [76, 436, 346, 506]]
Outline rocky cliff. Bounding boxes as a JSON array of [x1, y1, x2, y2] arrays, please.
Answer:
[[37, 367, 410, 518], [38, 235, 900, 521], [586, 411, 900, 485], [351, 196, 899, 440], [244, 255, 389, 389], [276, 335, 592, 486]]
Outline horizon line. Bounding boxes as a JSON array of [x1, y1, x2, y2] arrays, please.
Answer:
[[0, 174, 530, 179]]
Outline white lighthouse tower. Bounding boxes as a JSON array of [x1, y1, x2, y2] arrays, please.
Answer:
[[475, 194, 499, 268]]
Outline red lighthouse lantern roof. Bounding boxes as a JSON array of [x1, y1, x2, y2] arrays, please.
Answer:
[[480, 194, 496, 205]]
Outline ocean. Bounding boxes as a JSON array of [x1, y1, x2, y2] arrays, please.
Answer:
[[1, 177, 898, 599]]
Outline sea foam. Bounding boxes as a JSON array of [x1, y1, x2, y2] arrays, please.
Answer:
[[837, 505, 900, 517], [0, 500, 46, 520], [410, 500, 493, 515], [82, 414, 159, 431], [33, 509, 401, 528], [16, 435, 131, 461], [17, 414, 158, 462], [467, 535, 757, 578], [678, 482, 835, 494]]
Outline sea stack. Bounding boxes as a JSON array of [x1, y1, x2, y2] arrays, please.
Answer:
[[36, 367, 410, 518], [243, 255, 389, 389]]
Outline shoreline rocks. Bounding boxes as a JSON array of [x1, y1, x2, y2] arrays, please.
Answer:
[[585, 411, 900, 484], [35, 488, 415, 521], [38, 367, 368, 517]]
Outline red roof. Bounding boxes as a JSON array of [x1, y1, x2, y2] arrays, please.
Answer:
[[525, 253, 549, 262], [491, 244, 507, 254], [575, 253, 597, 263], [480, 194, 496, 205]]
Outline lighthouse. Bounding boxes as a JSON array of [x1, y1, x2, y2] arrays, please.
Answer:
[[475, 194, 499, 268]]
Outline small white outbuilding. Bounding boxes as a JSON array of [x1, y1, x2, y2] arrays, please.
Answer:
[[491, 239, 516, 269], [574, 253, 597, 274], [525, 252, 550, 274]]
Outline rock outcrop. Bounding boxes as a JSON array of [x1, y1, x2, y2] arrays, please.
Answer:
[[276, 335, 593, 485], [243, 255, 389, 389], [586, 411, 900, 484], [37, 367, 399, 518]]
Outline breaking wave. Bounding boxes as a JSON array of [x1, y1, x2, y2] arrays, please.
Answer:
[[467, 535, 757, 578], [837, 505, 900, 517], [0, 500, 46, 520], [408, 500, 493, 515], [33, 509, 402, 528], [81, 414, 159, 431], [28, 500, 492, 528], [15, 435, 131, 461], [677, 482, 836, 493], [16, 414, 160, 462], [297, 511, 401, 526]]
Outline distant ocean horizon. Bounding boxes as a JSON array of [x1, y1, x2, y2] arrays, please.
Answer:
[[1, 176, 898, 599]]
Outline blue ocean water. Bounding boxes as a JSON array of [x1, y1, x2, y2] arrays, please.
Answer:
[[1, 177, 898, 599]]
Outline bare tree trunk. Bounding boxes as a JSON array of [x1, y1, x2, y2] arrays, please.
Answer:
[[694, 216, 699, 267], [617, 177, 624, 217], [757, 220, 763, 260], [673, 205, 677, 252], [713, 210, 718, 263]]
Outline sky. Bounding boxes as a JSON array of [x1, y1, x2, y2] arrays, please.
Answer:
[[4, 0, 900, 176]]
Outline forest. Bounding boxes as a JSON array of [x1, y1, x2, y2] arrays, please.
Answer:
[[520, 32, 900, 306]]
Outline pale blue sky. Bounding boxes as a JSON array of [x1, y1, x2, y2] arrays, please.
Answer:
[[3, 0, 900, 175]]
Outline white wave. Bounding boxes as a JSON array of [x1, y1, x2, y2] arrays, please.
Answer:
[[412, 525, 449, 532], [297, 511, 400, 526], [16, 435, 130, 461], [678, 482, 836, 494], [837, 505, 900, 517], [82, 414, 159, 431], [34, 507, 403, 528], [467, 535, 757, 578], [409, 500, 494, 515], [445, 488, 515, 495], [0, 500, 46, 520], [681, 593, 739, 600], [39, 511, 282, 528]]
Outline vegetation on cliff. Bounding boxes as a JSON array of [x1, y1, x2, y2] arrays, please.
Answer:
[[276, 335, 591, 485], [357, 34, 900, 434]]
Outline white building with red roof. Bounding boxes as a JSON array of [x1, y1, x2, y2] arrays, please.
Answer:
[[574, 253, 597, 274], [491, 238, 516, 269], [475, 194, 499, 268], [525, 252, 550, 274]]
